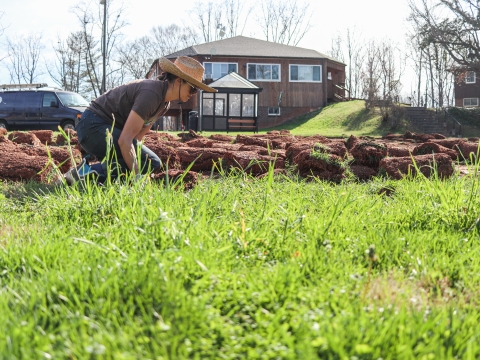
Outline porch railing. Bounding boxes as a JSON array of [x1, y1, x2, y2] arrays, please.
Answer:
[[334, 84, 351, 101]]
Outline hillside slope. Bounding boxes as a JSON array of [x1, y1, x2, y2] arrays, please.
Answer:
[[270, 100, 417, 137]]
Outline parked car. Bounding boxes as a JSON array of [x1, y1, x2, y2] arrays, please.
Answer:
[[0, 86, 89, 131]]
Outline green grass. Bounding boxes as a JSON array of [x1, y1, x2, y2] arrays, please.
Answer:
[[262, 100, 417, 137], [2, 165, 480, 358]]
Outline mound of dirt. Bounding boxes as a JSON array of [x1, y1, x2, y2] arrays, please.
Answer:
[[0, 151, 54, 182], [351, 142, 387, 169], [142, 142, 180, 170], [379, 153, 453, 180], [350, 165, 377, 180], [210, 142, 243, 151], [455, 141, 480, 161], [31, 130, 55, 145], [0, 129, 465, 184], [383, 133, 404, 140], [293, 149, 345, 180], [0, 137, 18, 152], [19, 144, 82, 173], [413, 142, 458, 160], [286, 143, 316, 162], [428, 138, 462, 149], [8, 132, 41, 146], [413, 133, 435, 142], [144, 131, 179, 142], [176, 147, 227, 171], [387, 146, 412, 157], [346, 135, 360, 150], [236, 134, 272, 148], [55, 130, 78, 145], [177, 129, 200, 141], [185, 138, 215, 148], [210, 134, 235, 142], [153, 169, 199, 191], [224, 151, 285, 174]]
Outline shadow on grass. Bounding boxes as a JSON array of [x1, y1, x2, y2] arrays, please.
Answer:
[[264, 108, 324, 132], [1, 180, 55, 201], [342, 107, 374, 131]]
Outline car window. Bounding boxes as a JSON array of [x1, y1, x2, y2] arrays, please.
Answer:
[[57, 92, 89, 107], [43, 93, 58, 107], [0, 93, 16, 106], [23, 92, 41, 108]]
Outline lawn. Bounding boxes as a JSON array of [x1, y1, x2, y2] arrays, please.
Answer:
[[261, 100, 417, 137], [196, 100, 417, 138], [1, 167, 480, 359]]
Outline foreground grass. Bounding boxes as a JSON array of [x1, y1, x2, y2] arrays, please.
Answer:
[[1, 170, 480, 359]]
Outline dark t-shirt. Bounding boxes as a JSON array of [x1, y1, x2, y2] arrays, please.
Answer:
[[87, 79, 170, 129]]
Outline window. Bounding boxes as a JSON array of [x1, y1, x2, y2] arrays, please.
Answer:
[[290, 65, 322, 82], [242, 94, 254, 116], [463, 98, 479, 107], [56, 92, 89, 107], [466, 71, 476, 84], [42, 93, 58, 107], [204, 62, 237, 80], [0, 93, 16, 106], [247, 64, 280, 81], [23, 92, 41, 108], [268, 107, 281, 116]]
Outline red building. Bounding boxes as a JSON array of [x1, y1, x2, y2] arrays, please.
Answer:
[[147, 36, 346, 131], [454, 70, 480, 108]]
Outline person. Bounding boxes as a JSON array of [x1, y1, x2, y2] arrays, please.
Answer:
[[61, 56, 217, 185]]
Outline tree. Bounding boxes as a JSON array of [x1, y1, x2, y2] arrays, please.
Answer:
[[116, 36, 156, 80], [328, 28, 365, 99], [361, 40, 381, 110], [189, 0, 248, 43], [329, 33, 345, 63], [150, 24, 200, 56], [5, 33, 45, 84], [71, 0, 128, 97], [407, 1, 456, 107], [189, 1, 224, 43], [257, 0, 312, 45], [48, 32, 88, 93], [408, 0, 480, 73], [223, 0, 250, 38]]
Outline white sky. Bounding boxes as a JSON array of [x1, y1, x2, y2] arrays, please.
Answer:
[[0, 0, 414, 91]]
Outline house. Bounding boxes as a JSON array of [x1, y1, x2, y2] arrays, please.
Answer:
[[147, 35, 346, 131], [454, 70, 480, 108]]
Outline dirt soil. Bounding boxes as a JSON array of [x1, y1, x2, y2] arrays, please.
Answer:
[[1, 129, 478, 185]]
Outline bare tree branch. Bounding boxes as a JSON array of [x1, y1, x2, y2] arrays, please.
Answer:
[[116, 36, 156, 80], [150, 24, 200, 55], [408, 0, 480, 72], [257, 0, 312, 45], [5, 34, 45, 84]]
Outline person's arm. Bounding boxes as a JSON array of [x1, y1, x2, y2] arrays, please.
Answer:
[[135, 123, 154, 141], [118, 110, 144, 174]]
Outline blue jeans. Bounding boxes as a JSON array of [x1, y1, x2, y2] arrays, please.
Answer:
[[76, 110, 162, 180]]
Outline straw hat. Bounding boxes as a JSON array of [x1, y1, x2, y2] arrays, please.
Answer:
[[158, 56, 217, 93]]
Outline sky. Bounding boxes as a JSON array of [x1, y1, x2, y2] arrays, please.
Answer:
[[0, 0, 414, 92]]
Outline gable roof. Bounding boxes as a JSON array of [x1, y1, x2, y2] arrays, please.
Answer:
[[209, 72, 260, 89], [166, 36, 344, 65]]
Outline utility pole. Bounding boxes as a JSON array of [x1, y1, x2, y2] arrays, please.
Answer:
[[100, 0, 107, 94]]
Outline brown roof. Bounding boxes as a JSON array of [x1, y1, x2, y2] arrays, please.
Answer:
[[166, 36, 345, 65]]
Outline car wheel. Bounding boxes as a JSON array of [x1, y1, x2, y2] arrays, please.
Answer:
[[62, 121, 75, 132], [0, 120, 7, 131]]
